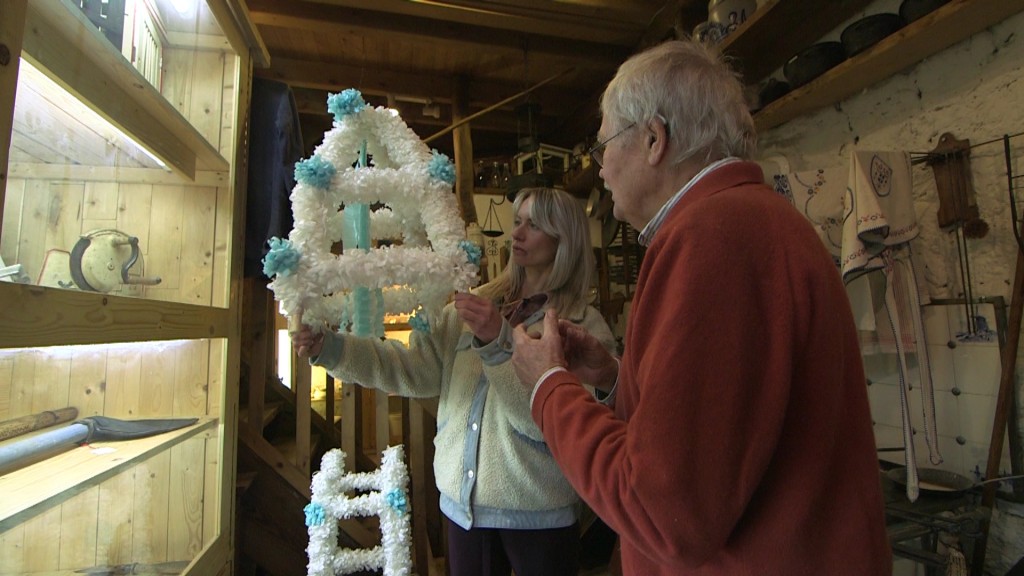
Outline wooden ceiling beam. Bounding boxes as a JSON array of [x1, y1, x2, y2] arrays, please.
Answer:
[[256, 57, 580, 119], [298, 0, 654, 40], [289, 86, 532, 134], [247, 0, 631, 67], [257, 57, 457, 100]]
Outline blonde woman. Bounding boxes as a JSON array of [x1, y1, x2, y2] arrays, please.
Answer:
[[293, 187, 616, 576]]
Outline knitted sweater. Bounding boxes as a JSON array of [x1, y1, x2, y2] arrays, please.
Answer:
[[531, 162, 893, 575], [314, 296, 616, 530]]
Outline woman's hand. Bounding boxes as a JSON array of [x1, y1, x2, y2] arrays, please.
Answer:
[[454, 292, 502, 344], [291, 323, 325, 358]]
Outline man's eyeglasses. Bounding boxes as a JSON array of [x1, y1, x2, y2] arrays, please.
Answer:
[[587, 122, 636, 168]]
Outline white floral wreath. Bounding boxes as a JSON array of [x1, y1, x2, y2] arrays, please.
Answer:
[[264, 89, 480, 335], [304, 447, 412, 576]]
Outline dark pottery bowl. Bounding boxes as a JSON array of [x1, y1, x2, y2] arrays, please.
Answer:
[[841, 13, 903, 57], [899, 0, 952, 24], [784, 42, 846, 89], [758, 78, 791, 107]]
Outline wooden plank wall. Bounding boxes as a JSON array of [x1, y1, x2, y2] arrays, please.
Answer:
[[0, 28, 235, 576]]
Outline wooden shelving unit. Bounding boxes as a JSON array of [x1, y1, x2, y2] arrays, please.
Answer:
[[750, 0, 1024, 131], [0, 0, 263, 573]]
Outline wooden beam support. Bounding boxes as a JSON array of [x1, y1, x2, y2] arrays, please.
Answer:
[[289, 86, 531, 135], [316, 0, 657, 26], [294, 348, 312, 476], [0, 0, 27, 231], [247, 0, 630, 67], [452, 76, 478, 224], [259, 57, 581, 120], [297, 0, 653, 41], [207, 0, 271, 67]]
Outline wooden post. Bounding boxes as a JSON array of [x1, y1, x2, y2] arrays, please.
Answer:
[[341, 382, 362, 472], [0, 0, 27, 227], [375, 390, 391, 455], [245, 279, 269, 440], [973, 248, 1024, 574], [452, 75, 478, 224], [408, 398, 433, 574], [294, 343, 312, 475]]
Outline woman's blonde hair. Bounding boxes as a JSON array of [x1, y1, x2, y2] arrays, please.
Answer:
[[475, 187, 595, 315]]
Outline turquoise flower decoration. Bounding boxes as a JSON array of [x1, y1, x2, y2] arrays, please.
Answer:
[[327, 89, 366, 122], [304, 502, 326, 526], [428, 150, 456, 185], [409, 311, 430, 333], [295, 155, 336, 189], [385, 489, 409, 515], [459, 240, 481, 266], [262, 237, 301, 278]]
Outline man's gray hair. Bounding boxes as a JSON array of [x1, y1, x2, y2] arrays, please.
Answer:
[[600, 40, 757, 164]]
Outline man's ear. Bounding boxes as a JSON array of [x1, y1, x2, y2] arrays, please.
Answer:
[[646, 118, 668, 165]]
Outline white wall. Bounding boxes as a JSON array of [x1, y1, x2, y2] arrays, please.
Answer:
[[758, 5, 1024, 573]]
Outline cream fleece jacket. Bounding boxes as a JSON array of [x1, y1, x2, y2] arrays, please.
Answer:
[[312, 298, 616, 529]]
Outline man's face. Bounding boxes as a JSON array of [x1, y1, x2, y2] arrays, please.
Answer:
[[597, 117, 643, 229]]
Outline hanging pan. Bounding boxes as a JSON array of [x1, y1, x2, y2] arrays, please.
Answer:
[[886, 467, 1024, 496]]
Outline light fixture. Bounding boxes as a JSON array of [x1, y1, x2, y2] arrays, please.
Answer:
[[422, 100, 441, 119], [170, 0, 196, 16], [516, 101, 541, 153]]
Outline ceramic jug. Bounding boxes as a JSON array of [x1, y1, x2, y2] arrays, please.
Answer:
[[708, 0, 757, 34]]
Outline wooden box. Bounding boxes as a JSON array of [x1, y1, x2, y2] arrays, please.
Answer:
[[0, 0, 266, 573]]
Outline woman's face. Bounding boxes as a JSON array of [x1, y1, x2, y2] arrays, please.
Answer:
[[510, 195, 558, 271]]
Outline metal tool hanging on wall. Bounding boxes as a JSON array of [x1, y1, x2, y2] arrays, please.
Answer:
[[927, 132, 990, 337]]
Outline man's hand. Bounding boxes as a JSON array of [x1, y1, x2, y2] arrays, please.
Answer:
[[558, 320, 619, 392], [511, 308, 568, 388], [454, 292, 502, 344], [291, 323, 325, 358]]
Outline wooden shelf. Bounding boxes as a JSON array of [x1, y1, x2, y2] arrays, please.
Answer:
[[0, 417, 217, 532], [474, 186, 509, 196], [753, 0, 1024, 131], [0, 283, 232, 349], [721, 0, 874, 83], [22, 0, 230, 180]]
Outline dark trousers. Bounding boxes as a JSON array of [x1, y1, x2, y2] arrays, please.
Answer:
[[446, 520, 581, 576]]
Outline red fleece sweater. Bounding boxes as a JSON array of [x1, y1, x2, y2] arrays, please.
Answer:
[[532, 162, 892, 575]]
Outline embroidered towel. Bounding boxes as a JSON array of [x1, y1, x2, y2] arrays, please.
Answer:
[[841, 151, 918, 282], [771, 166, 846, 261]]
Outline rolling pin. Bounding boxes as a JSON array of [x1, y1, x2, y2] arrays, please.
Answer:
[[0, 407, 79, 442]]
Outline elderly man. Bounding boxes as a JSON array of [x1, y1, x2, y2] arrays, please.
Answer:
[[510, 39, 893, 576]]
